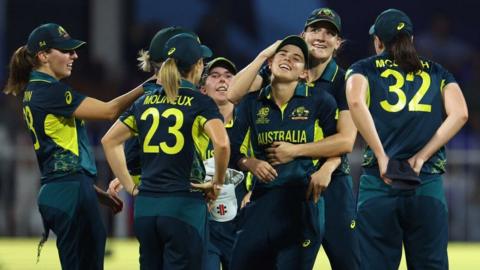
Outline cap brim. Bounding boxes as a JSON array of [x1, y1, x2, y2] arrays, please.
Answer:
[[276, 35, 309, 63], [54, 39, 86, 50], [368, 24, 376, 35], [201, 45, 212, 59], [305, 18, 340, 33], [207, 57, 237, 75]]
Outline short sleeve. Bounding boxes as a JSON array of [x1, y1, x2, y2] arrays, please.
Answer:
[[345, 61, 366, 81], [332, 70, 348, 111], [119, 104, 138, 134], [142, 80, 158, 95], [316, 92, 338, 138], [437, 64, 456, 90], [39, 82, 85, 117], [199, 96, 224, 124], [258, 63, 272, 89], [229, 95, 253, 169]]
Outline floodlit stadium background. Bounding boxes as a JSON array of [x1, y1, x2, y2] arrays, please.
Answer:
[[0, 0, 479, 268]]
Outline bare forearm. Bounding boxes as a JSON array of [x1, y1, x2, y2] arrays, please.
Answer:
[[349, 105, 384, 158], [417, 113, 467, 161], [295, 133, 353, 158], [238, 157, 256, 172], [228, 55, 266, 104], [320, 156, 341, 174], [346, 75, 384, 157], [103, 143, 136, 193], [213, 143, 230, 185], [107, 84, 144, 119]]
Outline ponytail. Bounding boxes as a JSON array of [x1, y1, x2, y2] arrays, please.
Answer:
[[137, 49, 161, 74], [3, 46, 39, 96], [160, 58, 181, 102], [386, 32, 422, 73]]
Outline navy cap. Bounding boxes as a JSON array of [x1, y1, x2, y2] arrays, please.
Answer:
[[149, 26, 199, 62], [275, 35, 309, 63], [27, 23, 85, 54], [369, 9, 413, 43], [200, 57, 237, 86], [163, 33, 212, 70], [304, 8, 341, 34], [384, 159, 421, 190]]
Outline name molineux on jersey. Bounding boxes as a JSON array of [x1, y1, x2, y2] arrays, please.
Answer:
[[143, 94, 194, 106]]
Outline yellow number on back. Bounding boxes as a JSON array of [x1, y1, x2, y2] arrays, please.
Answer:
[[408, 71, 431, 112], [141, 108, 160, 153], [160, 108, 184, 154], [380, 69, 432, 112], [140, 107, 185, 154], [380, 69, 406, 112], [23, 106, 40, 150]]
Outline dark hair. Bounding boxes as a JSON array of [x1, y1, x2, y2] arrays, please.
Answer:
[[385, 32, 422, 73], [3, 46, 42, 96]]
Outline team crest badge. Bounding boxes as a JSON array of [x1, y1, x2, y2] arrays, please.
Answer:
[[290, 106, 310, 120], [318, 8, 334, 18], [256, 107, 270, 124], [58, 26, 70, 38]]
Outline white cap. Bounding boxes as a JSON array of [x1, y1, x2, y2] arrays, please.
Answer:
[[209, 184, 238, 222], [203, 157, 245, 186]]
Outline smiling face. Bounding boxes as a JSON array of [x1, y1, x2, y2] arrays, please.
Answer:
[[37, 48, 78, 80], [200, 66, 234, 105], [269, 44, 306, 82], [303, 21, 341, 62]]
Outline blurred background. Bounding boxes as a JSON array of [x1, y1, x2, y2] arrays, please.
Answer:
[[0, 0, 479, 245]]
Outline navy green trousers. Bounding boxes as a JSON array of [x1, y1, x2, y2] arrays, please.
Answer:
[[37, 174, 106, 270], [134, 193, 208, 270], [321, 174, 360, 270], [204, 220, 236, 270], [357, 174, 448, 270], [230, 186, 324, 270]]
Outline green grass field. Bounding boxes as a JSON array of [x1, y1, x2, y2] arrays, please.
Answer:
[[0, 238, 478, 269]]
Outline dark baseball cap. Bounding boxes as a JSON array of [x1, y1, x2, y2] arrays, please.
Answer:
[[275, 35, 309, 63], [205, 57, 237, 75], [149, 26, 199, 62], [163, 33, 212, 70], [384, 159, 421, 190], [27, 23, 85, 54], [369, 9, 413, 43], [200, 57, 237, 86], [304, 8, 341, 34]]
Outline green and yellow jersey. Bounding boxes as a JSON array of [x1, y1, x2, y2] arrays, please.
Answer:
[[122, 80, 158, 185], [119, 79, 223, 193], [231, 82, 337, 189], [259, 59, 350, 175], [346, 52, 456, 174], [22, 71, 96, 184], [202, 110, 249, 206]]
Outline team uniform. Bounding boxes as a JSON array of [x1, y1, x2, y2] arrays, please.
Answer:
[[229, 82, 337, 270], [23, 71, 105, 269], [119, 80, 222, 269], [347, 52, 455, 269], [203, 110, 248, 270], [259, 60, 360, 269], [123, 81, 158, 185]]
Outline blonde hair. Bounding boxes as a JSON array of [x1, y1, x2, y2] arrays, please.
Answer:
[[159, 58, 181, 102], [3, 46, 40, 96], [136, 49, 161, 73]]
